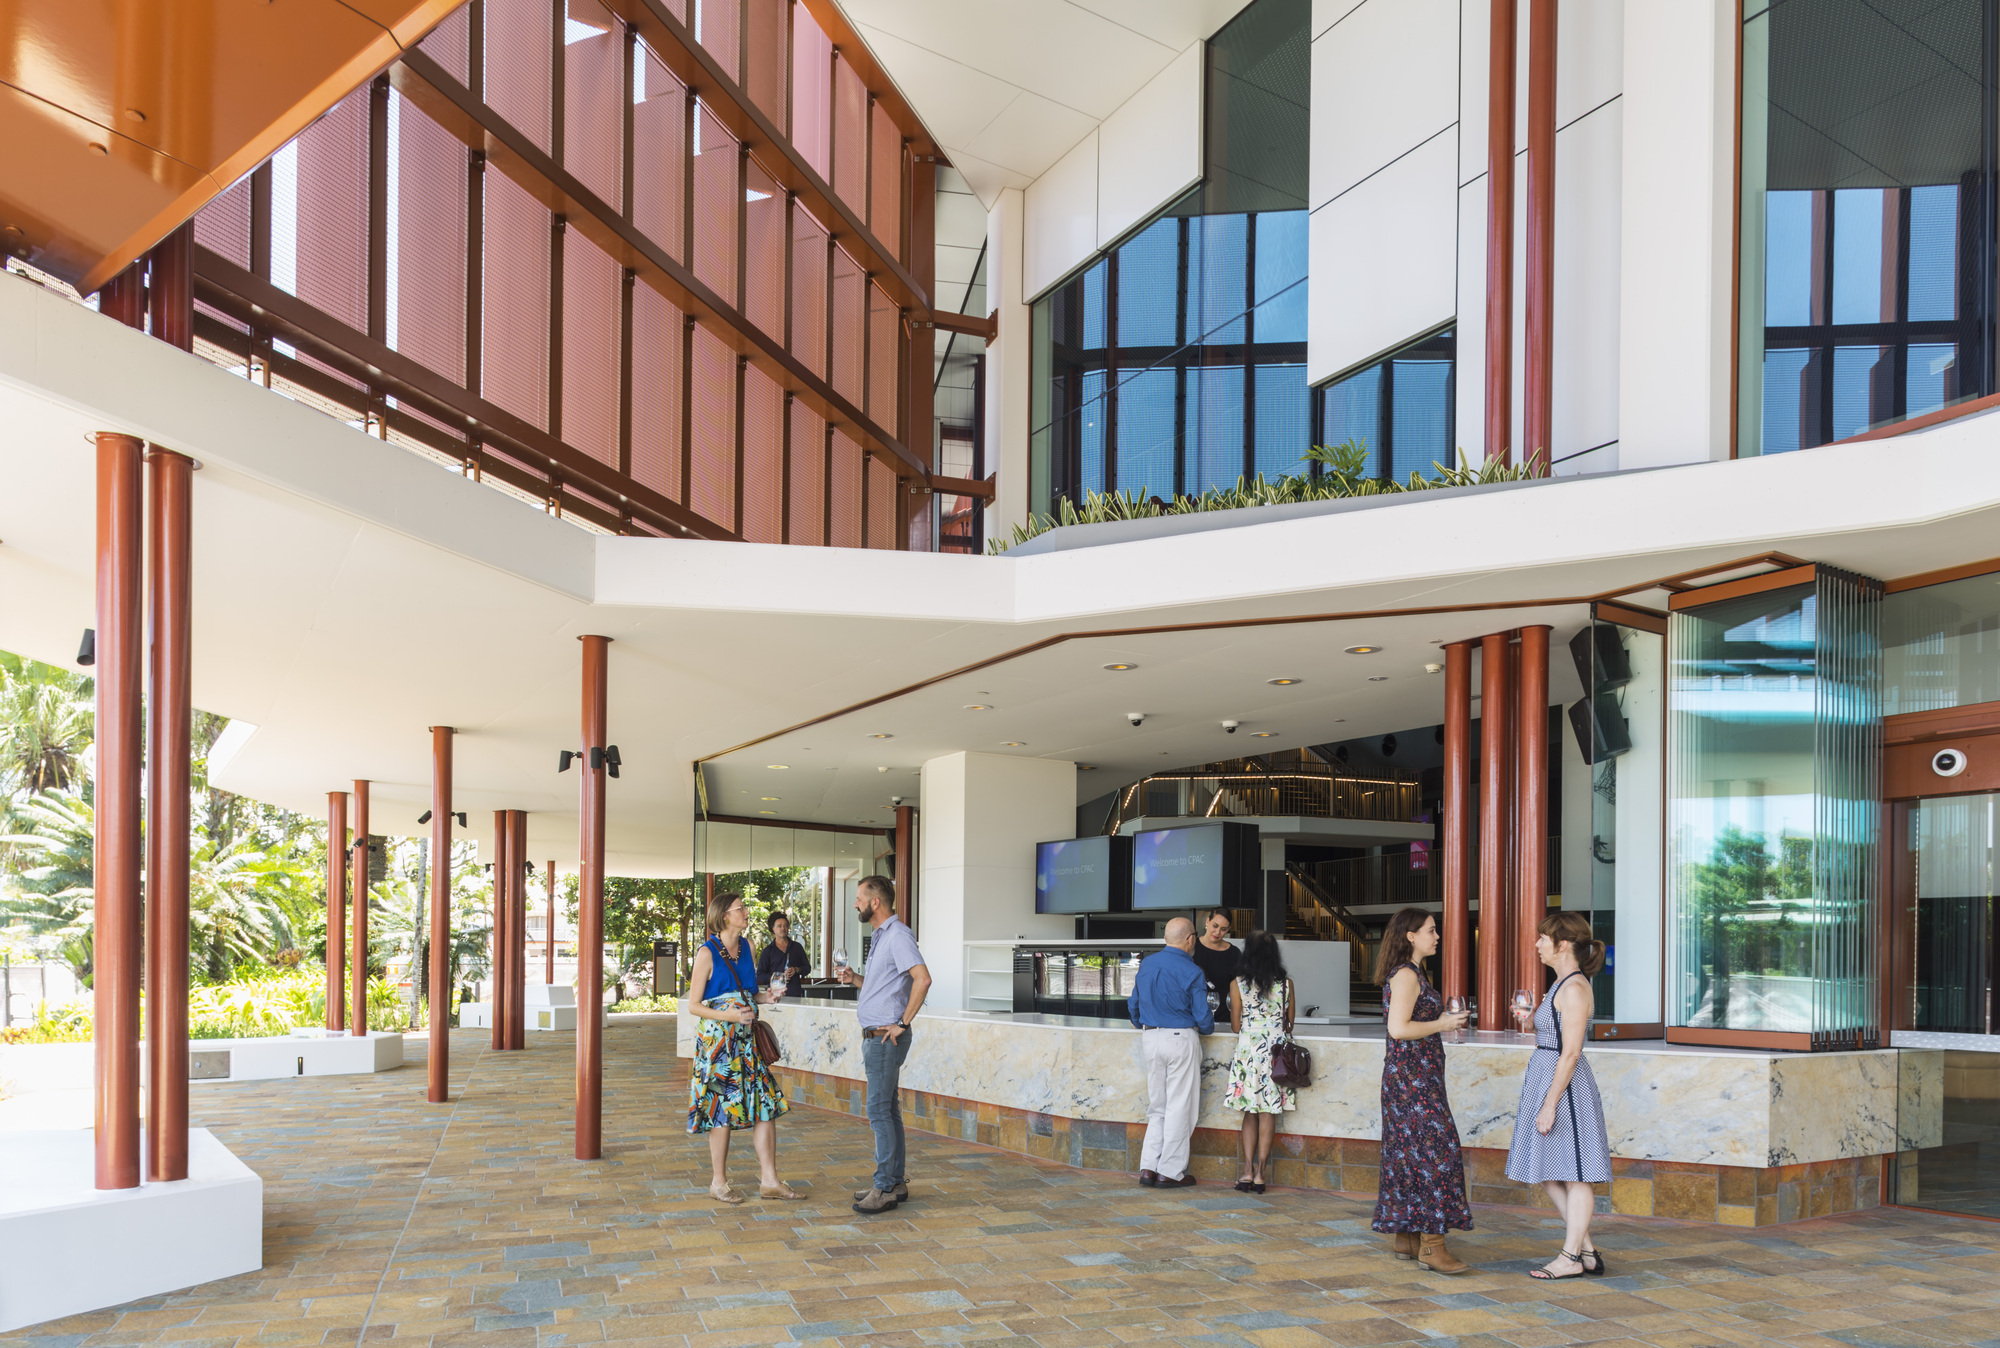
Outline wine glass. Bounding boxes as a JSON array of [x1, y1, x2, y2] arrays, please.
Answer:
[[1444, 995, 1468, 1043], [833, 949, 850, 982], [768, 971, 787, 1002], [1512, 988, 1537, 1032]]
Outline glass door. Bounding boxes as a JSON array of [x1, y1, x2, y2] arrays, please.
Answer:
[[1892, 792, 2000, 1217]]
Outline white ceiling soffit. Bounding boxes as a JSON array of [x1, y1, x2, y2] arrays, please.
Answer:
[[836, 0, 1256, 205]]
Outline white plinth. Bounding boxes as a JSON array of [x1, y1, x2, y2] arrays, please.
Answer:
[[460, 1002, 491, 1028], [145, 1031, 402, 1084], [0, 1128, 262, 1333], [526, 982, 575, 1008], [464, 1000, 600, 1030]]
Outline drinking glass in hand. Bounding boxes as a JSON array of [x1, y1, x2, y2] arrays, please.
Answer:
[[768, 972, 787, 1001], [1512, 988, 1536, 1031], [833, 950, 850, 982], [1444, 995, 1468, 1042]]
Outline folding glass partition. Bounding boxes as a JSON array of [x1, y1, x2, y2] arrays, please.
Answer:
[[1666, 567, 1883, 1048]]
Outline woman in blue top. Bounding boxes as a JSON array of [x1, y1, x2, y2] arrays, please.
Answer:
[[687, 891, 797, 1204]]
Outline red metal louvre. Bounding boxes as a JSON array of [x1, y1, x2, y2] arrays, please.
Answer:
[[832, 54, 866, 218], [692, 106, 739, 306], [394, 92, 468, 385], [633, 43, 687, 262], [744, 158, 784, 340], [869, 101, 902, 258], [865, 454, 895, 549], [295, 88, 370, 331], [829, 427, 863, 548], [788, 400, 825, 544], [483, 169, 552, 430], [829, 243, 863, 406], [741, 364, 784, 543], [563, 229, 621, 467], [789, 201, 828, 377], [565, 0, 625, 212], [744, 0, 788, 128], [630, 285, 685, 501], [789, 2, 831, 179], [699, 0, 741, 81], [418, 2, 470, 84], [486, 0, 554, 155], [867, 281, 898, 433], [193, 178, 251, 271], [689, 323, 738, 528]]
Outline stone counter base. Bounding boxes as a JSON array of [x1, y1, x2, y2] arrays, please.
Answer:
[[777, 1065, 1883, 1228]]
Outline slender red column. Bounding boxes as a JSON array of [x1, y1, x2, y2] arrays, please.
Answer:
[[98, 263, 147, 330], [93, 432, 144, 1190], [428, 729, 455, 1101], [1476, 632, 1511, 1030], [144, 446, 193, 1182], [148, 223, 193, 352], [893, 804, 915, 930], [1522, 0, 1557, 474], [1441, 641, 1474, 1002], [509, 811, 529, 1049], [545, 860, 557, 984], [576, 635, 610, 1159], [350, 781, 370, 1036], [1485, 0, 1518, 466], [326, 792, 349, 1030], [1501, 637, 1520, 1000], [491, 811, 509, 1051], [1516, 626, 1552, 991]]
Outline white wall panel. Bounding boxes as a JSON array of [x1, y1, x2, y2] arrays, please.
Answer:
[[1459, 0, 1491, 183], [1619, 0, 1734, 467], [1310, 0, 1460, 209], [1022, 130, 1100, 300], [1312, 0, 1370, 38], [1308, 130, 1459, 384], [1557, 0, 1623, 126], [1552, 102, 1621, 469], [1455, 176, 1487, 463], [1097, 43, 1204, 248]]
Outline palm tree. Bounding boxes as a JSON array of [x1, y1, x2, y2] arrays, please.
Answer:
[[0, 652, 93, 799], [0, 791, 96, 981]]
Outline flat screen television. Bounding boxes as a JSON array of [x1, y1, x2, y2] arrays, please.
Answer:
[[1130, 821, 1260, 911], [1034, 835, 1132, 914]]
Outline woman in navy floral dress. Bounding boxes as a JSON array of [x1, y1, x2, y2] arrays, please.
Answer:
[[1371, 907, 1474, 1274]]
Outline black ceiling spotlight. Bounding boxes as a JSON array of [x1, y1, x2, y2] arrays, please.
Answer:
[[559, 750, 576, 772], [456, 811, 467, 826], [1333, 744, 1350, 762], [1381, 734, 1398, 757], [76, 628, 95, 667], [417, 810, 432, 825], [605, 745, 622, 778]]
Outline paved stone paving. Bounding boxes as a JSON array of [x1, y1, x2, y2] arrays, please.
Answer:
[[8, 1022, 2000, 1348]]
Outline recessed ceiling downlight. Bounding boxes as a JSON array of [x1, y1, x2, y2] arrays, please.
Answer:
[[1267, 677, 1303, 685], [1103, 662, 1138, 671], [1249, 731, 1278, 738], [766, 764, 790, 769], [1345, 645, 1383, 655]]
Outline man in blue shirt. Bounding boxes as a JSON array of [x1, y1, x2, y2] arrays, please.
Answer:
[[1126, 916, 1213, 1188]]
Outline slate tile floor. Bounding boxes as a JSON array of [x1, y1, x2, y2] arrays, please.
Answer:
[[7, 1024, 2000, 1348]]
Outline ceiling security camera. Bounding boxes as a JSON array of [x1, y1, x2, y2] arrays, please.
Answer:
[[1127, 711, 1145, 727], [890, 795, 904, 805], [1933, 747, 1968, 778], [1222, 720, 1240, 734]]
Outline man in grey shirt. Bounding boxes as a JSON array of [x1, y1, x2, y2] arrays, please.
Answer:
[[834, 874, 930, 1214]]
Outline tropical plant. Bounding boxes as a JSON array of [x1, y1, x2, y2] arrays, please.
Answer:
[[0, 998, 92, 1044], [986, 440, 1543, 553], [0, 791, 96, 980], [0, 652, 92, 800]]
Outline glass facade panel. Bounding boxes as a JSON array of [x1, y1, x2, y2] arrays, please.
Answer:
[[1029, 0, 1310, 513], [1667, 570, 1883, 1044], [1738, 0, 1991, 455], [1884, 572, 2000, 715], [1313, 330, 1457, 482]]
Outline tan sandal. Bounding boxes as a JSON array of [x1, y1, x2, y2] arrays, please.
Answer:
[[708, 1183, 745, 1205], [759, 1182, 803, 1200]]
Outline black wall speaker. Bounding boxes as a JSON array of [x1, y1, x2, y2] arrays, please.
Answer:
[[1568, 624, 1633, 693], [1567, 693, 1632, 765]]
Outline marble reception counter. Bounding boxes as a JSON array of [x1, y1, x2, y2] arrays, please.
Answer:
[[678, 999, 1941, 1225]]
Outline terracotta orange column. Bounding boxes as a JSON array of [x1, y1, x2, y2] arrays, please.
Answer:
[[93, 431, 144, 1190], [893, 804, 916, 930], [1515, 626, 1552, 993], [427, 729, 455, 1102], [1441, 641, 1474, 1002], [1484, 0, 1519, 466], [576, 635, 610, 1159], [1476, 632, 1511, 1029], [326, 792, 349, 1030], [350, 781, 370, 1036], [508, 810, 529, 1049], [1523, 0, 1557, 474], [144, 443, 194, 1183], [491, 810, 510, 1051]]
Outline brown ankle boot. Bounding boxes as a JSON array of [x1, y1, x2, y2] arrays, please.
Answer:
[[1417, 1235, 1469, 1275], [1388, 1232, 1416, 1260]]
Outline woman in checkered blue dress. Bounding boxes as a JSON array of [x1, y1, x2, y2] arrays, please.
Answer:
[[1505, 911, 1611, 1282]]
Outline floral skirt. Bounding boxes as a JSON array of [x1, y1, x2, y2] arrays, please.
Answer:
[[687, 991, 789, 1135], [1224, 1025, 1296, 1114]]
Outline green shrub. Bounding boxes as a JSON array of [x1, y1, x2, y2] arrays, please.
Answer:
[[611, 993, 678, 1014]]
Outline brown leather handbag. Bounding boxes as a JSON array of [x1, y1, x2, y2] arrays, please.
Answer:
[[1267, 981, 1311, 1087], [713, 938, 783, 1066]]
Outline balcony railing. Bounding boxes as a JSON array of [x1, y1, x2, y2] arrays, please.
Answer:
[[1104, 758, 1421, 833]]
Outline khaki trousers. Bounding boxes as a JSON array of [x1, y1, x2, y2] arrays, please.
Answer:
[[1140, 1027, 1202, 1178]]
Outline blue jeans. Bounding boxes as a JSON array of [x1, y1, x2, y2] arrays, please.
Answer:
[[860, 1027, 913, 1192]]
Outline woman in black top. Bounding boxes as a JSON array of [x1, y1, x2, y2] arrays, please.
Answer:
[[1189, 910, 1241, 1005], [757, 911, 812, 987]]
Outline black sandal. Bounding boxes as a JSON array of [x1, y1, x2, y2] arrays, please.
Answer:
[[1529, 1250, 1587, 1281], [1234, 1178, 1254, 1193], [1580, 1247, 1607, 1276]]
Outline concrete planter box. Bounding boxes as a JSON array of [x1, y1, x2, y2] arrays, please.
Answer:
[[142, 1029, 403, 1083]]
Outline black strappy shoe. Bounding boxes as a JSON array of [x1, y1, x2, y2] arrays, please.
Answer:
[[1529, 1250, 1588, 1281], [1580, 1247, 1607, 1276]]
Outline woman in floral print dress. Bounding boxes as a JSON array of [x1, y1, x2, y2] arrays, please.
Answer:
[[1224, 932, 1296, 1192], [687, 891, 798, 1205], [1371, 907, 1474, 1274]]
